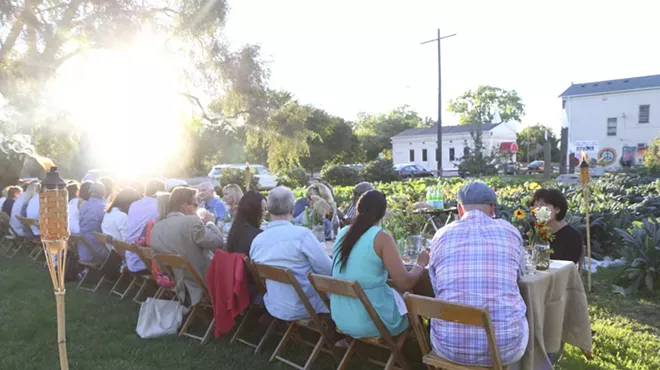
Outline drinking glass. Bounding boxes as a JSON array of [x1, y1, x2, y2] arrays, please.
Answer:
[[524, 248, 538, 275], [404, 235, 423, 264]]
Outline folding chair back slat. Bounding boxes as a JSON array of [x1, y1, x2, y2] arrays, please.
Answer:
[[404, 293, 504, 370], [308, 273, 410, 370], [112, 239, 150, 268], [93, 232, 113, 252], [243, 256, 266, 295]]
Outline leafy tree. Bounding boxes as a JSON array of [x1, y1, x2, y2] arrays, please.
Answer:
[[219, 167, 258, 192], [277, 166, 308, 188], [321, 164, 360, 187], [516, 124, 560, 163], [354, 105, 431, 161], [300, 108, 360, 175], [32, 117, 79, 178], [645, 136, 660, 173], [361, 159, 399, 183], [449, 86, 525, 172]]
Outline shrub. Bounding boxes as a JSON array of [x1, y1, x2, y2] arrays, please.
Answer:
[[220, 168, 259, 192], [277, 167, 309, 189], [615, 219, 660, 293], [361, 159, 399, 183], [321, 164, 360, 187]]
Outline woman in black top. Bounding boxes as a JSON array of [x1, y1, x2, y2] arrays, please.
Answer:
[[530, 188, 583, 264], [226, 191, 266, 255]]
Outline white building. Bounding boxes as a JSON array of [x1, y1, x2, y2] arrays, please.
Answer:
[[390, 122, 518, 175], [560, 74, 660, 169]]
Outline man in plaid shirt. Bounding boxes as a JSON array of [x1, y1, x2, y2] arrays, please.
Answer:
[[429, 181, 528, 367]]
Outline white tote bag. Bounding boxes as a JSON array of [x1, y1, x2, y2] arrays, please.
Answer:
[[136, 298, 187, 339]]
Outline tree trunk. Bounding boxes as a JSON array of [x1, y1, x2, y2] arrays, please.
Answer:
[[559, 127, 568, 174]]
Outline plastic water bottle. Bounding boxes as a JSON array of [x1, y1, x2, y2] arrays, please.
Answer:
[[437, 187, 444, 210], [427, 187, 434, 208]]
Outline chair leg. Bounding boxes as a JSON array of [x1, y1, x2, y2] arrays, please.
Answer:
[[302, 334, 325, 370], [200, 318, 215, 345], [5, 240, 24, 259], [133, 278, 151, 304], [270, 322, 296, 362], [91, 275, 106, 292], [337, 338, 357, 370], [179, 304, 199, 338], [385, 333, 411, 370], [230, 309, 252, 345], [255, 317, 278, 354], [77, 268, 91, 290]]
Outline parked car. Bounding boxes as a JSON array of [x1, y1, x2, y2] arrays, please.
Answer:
[[527, 161, 545, 174], [496, 161, 518, 175], [208, 164, 278, 190], [393, 164, 434, 180]]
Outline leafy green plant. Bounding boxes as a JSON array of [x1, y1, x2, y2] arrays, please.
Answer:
[[615, 219, 660, 292], [277, 166, 308, 188], [220, 168, 259, 191], [321, 164, 360, 187], [360, 158, 399, 183]]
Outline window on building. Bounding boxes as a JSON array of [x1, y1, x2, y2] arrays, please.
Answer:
[[409, 149, 415, 162], [607, 117, 617, 136], [562, 99, 566, 109], [422, 149, 428, 161], [449, 148, 455, 161], [639, 104, 650, 124], [463, 147, 470, 157]]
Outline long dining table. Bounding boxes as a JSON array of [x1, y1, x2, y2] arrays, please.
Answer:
[[323, 241, 593, 369]]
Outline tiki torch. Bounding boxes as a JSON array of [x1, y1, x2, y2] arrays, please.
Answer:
[[579, 151, 592, 292], [245, 162, 252, 191], [38, 167, 70, 370]]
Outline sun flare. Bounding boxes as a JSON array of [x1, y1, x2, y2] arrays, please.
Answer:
[[48, 30, 188, 177]]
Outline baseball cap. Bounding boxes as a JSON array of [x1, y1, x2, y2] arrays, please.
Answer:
[[353, 182, 374, 196], [457, 181, 498, 205]]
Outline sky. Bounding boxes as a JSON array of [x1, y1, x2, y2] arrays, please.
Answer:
[[224, 0, 660, 133]]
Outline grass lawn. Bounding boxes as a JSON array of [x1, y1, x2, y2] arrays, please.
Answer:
[[0, 256, 658, 370]]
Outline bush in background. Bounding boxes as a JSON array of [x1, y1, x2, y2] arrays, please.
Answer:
[[277, 167, 309, 188], [220, 168, 259, 192], [321, 164, 361, 187], [360, 158, 399, 183]]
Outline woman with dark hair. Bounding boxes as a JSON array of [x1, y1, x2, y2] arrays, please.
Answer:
[[531, 188, 583, 264], [101, 188, 142, 241], [226, 190, 266, 255], [330, 190, 429, 338]]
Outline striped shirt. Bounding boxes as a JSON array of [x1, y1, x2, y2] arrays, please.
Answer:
[[429, 210, 527, 366]]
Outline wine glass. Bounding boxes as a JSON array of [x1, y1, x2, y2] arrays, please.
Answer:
[[404, 235, 423, 264]]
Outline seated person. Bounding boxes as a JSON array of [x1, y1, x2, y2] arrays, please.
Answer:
[[102, 188, 142, 241], [531, 188, 583, 264], [341, 182, 374, 226], [226, 191, 265, 256], [150, 187, 224, 305], [294, 194, 334, 239], [26, 189, 40, 236], [2, 186, 22, 216], [331, 190, 429, 338], [429, 181, 528, 367], [198, 181, 227, 221], [10, 181, 38, 237], [124, 180, 166, 273], [222, 184, 244, 220], [250, 186, 332, 321], [78, 182, 109, 261]]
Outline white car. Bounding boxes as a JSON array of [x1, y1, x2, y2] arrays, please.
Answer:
[[208, 164, 278, 190]]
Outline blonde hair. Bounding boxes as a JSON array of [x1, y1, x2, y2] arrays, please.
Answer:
[[222, 184, 244, 207], [306, 183, 336, 209], [155, 192, 171, 221]]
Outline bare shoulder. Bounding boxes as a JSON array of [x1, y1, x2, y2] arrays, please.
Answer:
[[375, 229, 395, 244]]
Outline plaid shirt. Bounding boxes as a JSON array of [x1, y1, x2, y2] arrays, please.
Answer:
[[429, 210, 528, 366]]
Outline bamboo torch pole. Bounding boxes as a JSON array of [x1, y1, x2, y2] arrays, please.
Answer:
[[579, 152, 592, 292]]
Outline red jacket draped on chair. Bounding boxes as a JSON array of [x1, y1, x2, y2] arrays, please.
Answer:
[[205, 249, 250, 337]]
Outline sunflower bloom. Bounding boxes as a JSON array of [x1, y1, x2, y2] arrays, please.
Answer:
[[514, 208, 526, 220]]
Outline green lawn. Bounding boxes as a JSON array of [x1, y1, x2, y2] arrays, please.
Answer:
[[0, 256, 658, 370]]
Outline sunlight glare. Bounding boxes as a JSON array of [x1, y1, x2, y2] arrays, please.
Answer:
[[50, 30, 187, 178]]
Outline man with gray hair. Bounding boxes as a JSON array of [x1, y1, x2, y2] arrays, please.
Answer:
[[78, 182, 109, 262], [250, 186, 333, 321], [428, 181, 527, 367], [341, 181, 374, 225]]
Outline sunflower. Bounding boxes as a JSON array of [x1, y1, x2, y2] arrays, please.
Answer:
[[513, 208, 526, 220]]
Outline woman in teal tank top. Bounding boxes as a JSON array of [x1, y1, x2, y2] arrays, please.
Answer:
[[330, 190, 429, 339]]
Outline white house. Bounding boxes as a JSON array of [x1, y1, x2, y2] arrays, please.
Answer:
[[560, 74, 660, 169], [390, 122, 518, 175]]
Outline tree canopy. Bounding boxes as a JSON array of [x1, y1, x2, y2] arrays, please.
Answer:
[[448, 85, 525, 124], [516, 124, 560, 163], [354, 105, 432, 161]]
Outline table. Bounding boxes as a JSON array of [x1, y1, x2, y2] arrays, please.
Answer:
[[411, 260, 592, 370]]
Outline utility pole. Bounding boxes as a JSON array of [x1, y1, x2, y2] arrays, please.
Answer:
[[421, 29, 456, 178]]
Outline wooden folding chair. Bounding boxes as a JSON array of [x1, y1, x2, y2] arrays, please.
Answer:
[[16, 216, 43, 263], [93, 233, 139, 300], [111, 240, 157, 303], [308, 273, 411, 370], [154, 253, 215, 344], [2, 223, 27, 258], [69, 234, 115, 292], [138, 246, 177, 301], [230, 256, 278, 354], [404, 293, 508, 370], [252, 262, 341, 370]]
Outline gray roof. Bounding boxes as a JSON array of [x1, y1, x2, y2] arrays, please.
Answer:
[[559, 74, 660, 98], [392, 122, 501, 138]]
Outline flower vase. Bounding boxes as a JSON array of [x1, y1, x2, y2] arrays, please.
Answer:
[[534, 243, 551, 271], [312, 225, 325, 243]]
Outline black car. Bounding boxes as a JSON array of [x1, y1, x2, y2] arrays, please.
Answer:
[[393, 164, 434, 179]]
